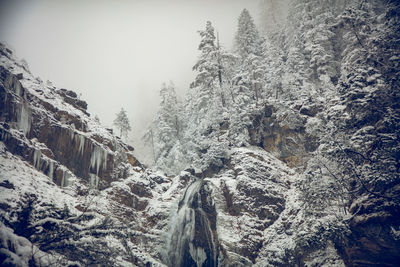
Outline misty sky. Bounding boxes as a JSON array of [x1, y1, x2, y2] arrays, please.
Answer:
[[0, 0, 259, 142]]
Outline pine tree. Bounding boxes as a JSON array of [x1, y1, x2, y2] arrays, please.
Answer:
[[113, 108, 131, 140], [155, 82, 182, 157], [182, 21, 232, 172], [261, 38, 285, 100], [234, 9, 261, 58], [191, 21, 219, 111], [189, 21, 226, 130], [233, 9, 263, 105], [146, 82, 185, 174], [259, 0, 289, 39]]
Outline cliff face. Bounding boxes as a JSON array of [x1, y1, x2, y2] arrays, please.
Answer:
[[0, 44, 165, 266], [0, 47, 140, 189], [246, 96, 400, 266]]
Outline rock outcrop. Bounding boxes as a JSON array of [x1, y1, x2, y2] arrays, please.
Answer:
[[0, 43, 161, 266], [248, 103, 319, 168], [0, 45, 139, 189]]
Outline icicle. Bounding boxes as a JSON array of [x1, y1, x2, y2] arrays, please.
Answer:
[[61, 170, 70, 187], [103, 148, 108, 171], [63, 172, 70, 187], [48, 161, 54, 180], [61, 171, 65, 187], [89, 173, 99, 189], [15, 82, 21, 96], [0, 130, 9, 141], [90, 145, 107, 175], [78, 135, 85, 155], [17, 103, 30, 136], [33, 149, 42, 170]]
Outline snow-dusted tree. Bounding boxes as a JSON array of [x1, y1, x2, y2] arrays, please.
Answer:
[[144, 82, 185, 174], [333, 0, 400, 197], [298, 1, 340, 98], [234, 9, 261, 58], [180, 21, 233, 172], [260, 38, 285, 100], [113, 108, 131, 140], [282, 35, 314, 101], [228, 82, 252, 145], [233, 9, 264, 105], [188, 21, 227, 131], [154, 82, 184, 171], [259, 0, 290, 41]]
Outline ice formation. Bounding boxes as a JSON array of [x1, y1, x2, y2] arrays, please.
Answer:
[[17, 103, 30, 135], [189, 243, 207, 267], [78, 135, 85, 155], [33, 149, 42, 170], [47, 161, 54, 180], [166, 179, 217, 267], [90, 145, 107, 175], [61, 170, 71, 187], [89, 173, 99, 189]]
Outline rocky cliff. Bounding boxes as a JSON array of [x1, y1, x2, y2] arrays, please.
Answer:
[[0, 43, 166, 266]]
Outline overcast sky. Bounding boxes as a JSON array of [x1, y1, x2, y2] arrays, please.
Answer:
[[0, 0, 260, 142]]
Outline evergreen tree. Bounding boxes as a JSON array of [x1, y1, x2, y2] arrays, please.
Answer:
[[234, 9, 261, 58], [182, 21, 232, 172], [261, 38, 285, 100], [188, 21, 226, 131], [259, 0, 290, 40], [145, 82, 185, 174], [113, 108, 131, 140], [233, 9, 263, 105]]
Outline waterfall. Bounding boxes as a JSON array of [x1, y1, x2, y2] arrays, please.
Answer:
[[166, 179, 218, 267]]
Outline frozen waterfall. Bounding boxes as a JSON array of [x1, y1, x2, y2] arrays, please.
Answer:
[[165, 179, 218, 267]]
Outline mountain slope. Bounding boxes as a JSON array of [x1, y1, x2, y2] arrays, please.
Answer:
[[1, 0, 400, 265]]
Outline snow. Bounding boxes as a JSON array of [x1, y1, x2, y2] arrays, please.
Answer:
[[390, 226, 400, 240], [0, 45, 117, 151], [0, 139, 171, 265], [0, 143, 76, 213], [0, 222, 51, 267], [1, 0, 398, 263]]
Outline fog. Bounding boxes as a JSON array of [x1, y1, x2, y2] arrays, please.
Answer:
[[0, 0, 259, 143]]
